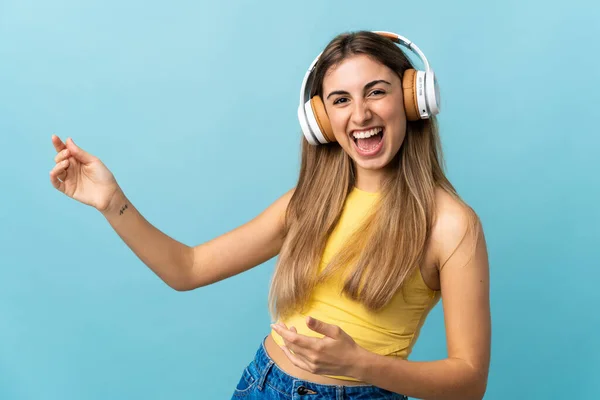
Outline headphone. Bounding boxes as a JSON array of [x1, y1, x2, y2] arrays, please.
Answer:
[[298, 31, 441, 146]]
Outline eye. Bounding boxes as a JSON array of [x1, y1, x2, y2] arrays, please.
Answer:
[[369, 89, 385, 96], [333, 97, 349, 105]]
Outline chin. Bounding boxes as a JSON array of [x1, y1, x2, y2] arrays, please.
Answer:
[[354, 157, 393, 171]]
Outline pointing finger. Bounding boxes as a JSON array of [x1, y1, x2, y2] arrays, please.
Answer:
[[52, 134, 67, 153]]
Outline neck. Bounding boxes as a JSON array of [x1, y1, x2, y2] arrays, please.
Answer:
[[353, 165, 392, 193]]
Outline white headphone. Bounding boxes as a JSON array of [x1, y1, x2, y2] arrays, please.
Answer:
[[298, 31, 441, 146]]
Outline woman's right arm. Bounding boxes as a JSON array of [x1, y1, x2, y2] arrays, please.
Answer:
[[50, 135, 292, 291]]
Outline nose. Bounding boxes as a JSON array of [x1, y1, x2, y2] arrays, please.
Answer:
[[351, 100, 373, 126]]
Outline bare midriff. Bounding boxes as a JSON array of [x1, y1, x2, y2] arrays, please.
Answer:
[[263, 333, 367, 386]]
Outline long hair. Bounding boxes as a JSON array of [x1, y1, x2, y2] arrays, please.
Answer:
[[268, 31, 477, 321]]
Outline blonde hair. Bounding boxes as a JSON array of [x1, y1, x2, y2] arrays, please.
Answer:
[[268, 31, 477, 321]]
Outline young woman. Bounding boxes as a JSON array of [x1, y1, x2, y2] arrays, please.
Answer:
[[49, 31, 490, 400]]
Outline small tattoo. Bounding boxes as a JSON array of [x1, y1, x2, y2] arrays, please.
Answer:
[[119, 204, 129, 215]]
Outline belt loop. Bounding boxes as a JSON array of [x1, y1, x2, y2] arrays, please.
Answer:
[[257, 360, 274, 391], [337, 385, 344, 400]]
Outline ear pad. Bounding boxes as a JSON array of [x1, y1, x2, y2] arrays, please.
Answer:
[[310, 95, 336, 143], [402, 69, 420, 121]]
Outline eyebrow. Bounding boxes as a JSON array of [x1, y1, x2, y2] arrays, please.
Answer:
[[326, 79, 392, 100]]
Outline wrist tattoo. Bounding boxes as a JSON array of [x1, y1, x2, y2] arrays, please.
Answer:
[[119, 204, 129, 215]]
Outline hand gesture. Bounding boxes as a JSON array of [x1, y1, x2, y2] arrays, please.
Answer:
[[49, 135, 120, 212], [271, 316, 365, 378]]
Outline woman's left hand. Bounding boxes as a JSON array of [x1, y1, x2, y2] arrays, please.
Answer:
[[271, 316, 365, 377]]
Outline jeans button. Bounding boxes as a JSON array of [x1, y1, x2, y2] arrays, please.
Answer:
[[297, 385, 308, 395]]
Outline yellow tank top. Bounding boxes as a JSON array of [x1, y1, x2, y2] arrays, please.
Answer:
[[270, 187, 441, 381]]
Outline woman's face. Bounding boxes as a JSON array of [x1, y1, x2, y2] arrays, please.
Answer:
[[322, 54, 407, 174]]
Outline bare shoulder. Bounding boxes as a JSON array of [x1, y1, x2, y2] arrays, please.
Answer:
[[430, 187, 483, 270]]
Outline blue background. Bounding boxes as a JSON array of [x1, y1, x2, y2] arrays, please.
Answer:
[[1, 0, 598, 398]]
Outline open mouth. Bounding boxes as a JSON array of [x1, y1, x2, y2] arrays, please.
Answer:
[[351, 127, 384, 155]]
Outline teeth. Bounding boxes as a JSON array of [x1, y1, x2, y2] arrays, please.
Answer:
[[352, 127, 383, 139]]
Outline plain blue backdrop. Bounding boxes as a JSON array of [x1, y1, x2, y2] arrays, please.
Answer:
[[1, 0, 598, 399]]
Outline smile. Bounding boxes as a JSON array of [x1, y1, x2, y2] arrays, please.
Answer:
[[350, 127, 385, 156]]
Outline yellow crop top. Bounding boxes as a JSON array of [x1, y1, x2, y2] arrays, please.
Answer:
[[270, 186, 441, 381]]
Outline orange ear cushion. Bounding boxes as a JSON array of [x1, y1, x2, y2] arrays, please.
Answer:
[[402, 69, 420, 121], [310, 95, 336, 143]]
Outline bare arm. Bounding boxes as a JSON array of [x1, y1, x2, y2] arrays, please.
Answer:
[[101, 188, 293, 291], [189, 189, 292, 289]]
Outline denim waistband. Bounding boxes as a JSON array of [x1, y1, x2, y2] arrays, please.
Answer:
[[249, 336, 407, 399]]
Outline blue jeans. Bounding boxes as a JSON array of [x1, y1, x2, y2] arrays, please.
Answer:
[[231, 336, 407, 399]]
